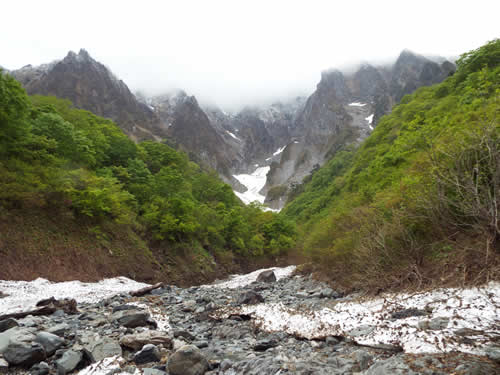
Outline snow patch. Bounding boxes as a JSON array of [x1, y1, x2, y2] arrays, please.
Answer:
[[265, 157, 272, 161], [349, 102, 367, 107], [217, 282, 500, 355], [226, 130, 241, 141], [204, 266, 296, 289], [233, 166, 270, 204], [0, 277, 149, 314], [78, 355, 138, 375], [273, 145, 286, 156], [128, 302, 171, 333], [365, 114, 374, 124]]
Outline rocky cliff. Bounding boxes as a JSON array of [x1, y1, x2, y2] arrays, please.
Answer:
[[11, 49, 166, 141], [264, 50, 455, 208]]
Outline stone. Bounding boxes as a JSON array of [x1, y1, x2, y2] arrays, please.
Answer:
[[86, 338, 122, 362], [174, 329, 195, 341], [193, 341, 208, 349], [120, 330, 173, 351], [418, 317, 449, 330], [3, 341, 46, 367], [35, 332, 64, 356], [364, 355, 418, 375], [0, 357, 8, 373], [143, 369, 167, 375], [256, 270, 276, 283], [47, 323, 71, 337], [348, 325, 375, 337], [220, 358, 232, 371], [167, 345, 209, 375], [0, 319, 18, 333], [253, 337, 278, 351], [485, 345, 500, 363], [133, 344, 161, 365], [30, 361, 50, 375], [56, 350, 83, 375], [391, 308, 427, 320], [112, 310, 150, 328], [237, 291, 264, 305], [352, 349, 373, 370]]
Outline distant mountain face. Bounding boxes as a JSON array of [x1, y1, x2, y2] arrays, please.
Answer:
[[11, 49, 167, 141], [9, 48, 454, 209], [264, 50, 455, 208]]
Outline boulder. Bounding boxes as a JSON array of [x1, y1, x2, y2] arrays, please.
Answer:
[[0, 357, 8, 373], [167, 344, 209, 375], [120, 330, 173, 351], [133, 344, 161, 365], [112, 309, 150, 328], [3, 341, 45, 367], [35, 332, 65, 356], [30, 361, 50, 375], [0, 319, 18, 333], [85, 337, 122, 362], [237, 291, 264, 305], [418, 317, 449, 330], [256, 270, 276, 283], [56, 350, 83, 375]]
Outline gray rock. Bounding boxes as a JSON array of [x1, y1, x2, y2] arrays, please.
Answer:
[[30, 361, 50, 375], [3, 341, 45, 367], [418, 317, 449, 330], [256, 270, 276, 283], [0, 357, 8, 373], [352, 349, 373, 370], [364, 355, 418, 375], [120, 330, 173, 351], [193, 341, 208, 349], [143, 369, 167, 375], [237, 291, 264, 305], [0, 319, 18, 333], [168, 344, 209, 375], [47, 323, 71, 337], [391, 308, 428, 320], [348, 325, 375, 337], [112, 310, 150, 328], [485, 345, 500, 363], [220, 358, 232, 371], [35, 332, 65, 356], [133, 344, 161, 365], [0, 327, 36, 353], [253, 337, 278, 351], [86, 337, 122, 362], [56, 350, 83, 375]]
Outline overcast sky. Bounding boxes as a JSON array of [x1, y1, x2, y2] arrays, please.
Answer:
[[2, 0, 498, 110]]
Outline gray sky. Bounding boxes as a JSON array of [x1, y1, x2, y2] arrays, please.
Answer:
[[2, 0, 498, 110]]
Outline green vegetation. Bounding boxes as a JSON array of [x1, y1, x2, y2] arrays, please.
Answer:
[[0, 73, 296, 276], [283, 40, 500, 290]]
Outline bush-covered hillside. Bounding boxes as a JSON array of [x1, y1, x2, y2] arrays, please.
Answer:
[[0, 73, 296, 281], [284, 40, 500, 291]]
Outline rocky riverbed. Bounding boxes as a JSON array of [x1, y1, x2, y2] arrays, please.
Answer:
[[0, 267, 499, 374]]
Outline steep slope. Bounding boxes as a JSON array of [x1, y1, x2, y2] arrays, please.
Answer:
[[283, 40, 499, 291], [265, 51, 455, 208], [11, 49, 166, 141]]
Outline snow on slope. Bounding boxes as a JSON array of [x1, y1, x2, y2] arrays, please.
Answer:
[[0, 277, 148, 314], [217, 282, 500, 356], [233, 166, 270, 204], [203, 265, 296, 289]]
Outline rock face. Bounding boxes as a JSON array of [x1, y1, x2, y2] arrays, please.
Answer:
[[11, 49, 167, 142], [264, 51, 455, 207]]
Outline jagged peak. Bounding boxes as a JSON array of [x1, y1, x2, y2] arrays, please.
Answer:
[[64, 48, 95, 63]]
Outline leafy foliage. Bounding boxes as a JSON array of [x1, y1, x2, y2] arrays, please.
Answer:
[[283, 40, 500, 290], [0, 71, 296, 259]]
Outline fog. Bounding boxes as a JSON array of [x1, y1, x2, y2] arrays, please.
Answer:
[[2, 0, 498, 111]]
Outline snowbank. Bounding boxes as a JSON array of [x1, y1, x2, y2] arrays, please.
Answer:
[[204, 265, 296, 289]]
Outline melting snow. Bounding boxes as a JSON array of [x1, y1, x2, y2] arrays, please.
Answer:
[[365, 114, 374, 124], [0, 277, 148, 314], [226, 130, 241, 141], [78, 355, 138, 375], [204, 266, 296, 289], [265, 157, 272, 161], [349, 102, 367, 107], [233, 166, 270, 204], [217, 282, 500, 356], [273, 146, 286, 156]]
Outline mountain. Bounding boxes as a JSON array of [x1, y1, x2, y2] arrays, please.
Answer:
[[264, 50, 455, 208]]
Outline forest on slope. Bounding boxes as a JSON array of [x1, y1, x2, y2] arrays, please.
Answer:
[[284, 40, 500, 291], [0, 73, 296, 283]]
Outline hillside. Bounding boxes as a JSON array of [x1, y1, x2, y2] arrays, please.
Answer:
[[0, 73, 296, 284], [283, 40, 500, 291]]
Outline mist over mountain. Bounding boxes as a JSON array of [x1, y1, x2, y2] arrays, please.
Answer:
[[8, 48, 455, 209]]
